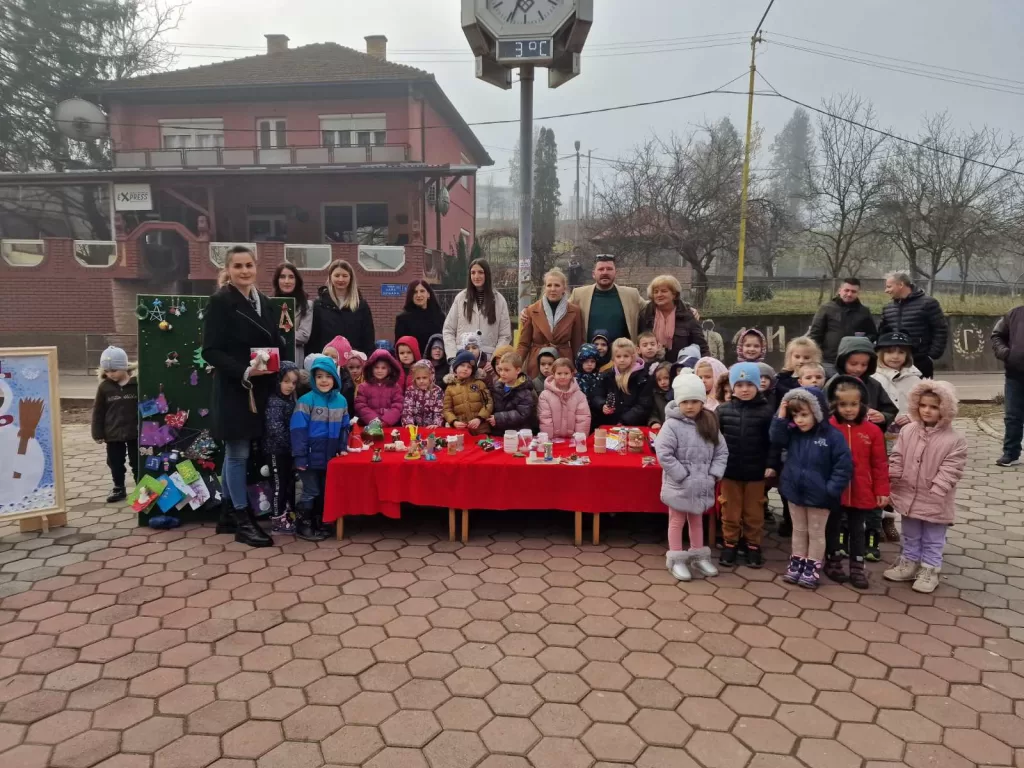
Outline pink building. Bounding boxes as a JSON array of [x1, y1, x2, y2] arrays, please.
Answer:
[[0, 34, 491, 366]]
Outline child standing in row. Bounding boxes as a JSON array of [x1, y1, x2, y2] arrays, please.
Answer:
[[637, 331, 662, 369], [346, 351, 366, 391], [533, 347, 558, 395], [694, 357, 727, 411], [425, 334, 449, 387], [775, 337, 822, 405], [655, 372, 728, 582], [443, 350, 493, 434], [402, 360, 445, 428], [539, 358, 591, 440], [355, 349, 404, 427], [884, 380, 967, 593], [575, 344, 602, 400], [771, 387, 853, 589], [591, 338, 651, 427], [648, 362, 673, 428], [93, 346, 139, 503], [395, 336, 422, 387], [263, 362, 300, 534], [736, 328, 766, 363], [489, 352, 536, 431]]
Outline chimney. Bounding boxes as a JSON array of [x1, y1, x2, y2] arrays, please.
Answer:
[[265, 34, 289, 55], [365, 35, 388, 61]]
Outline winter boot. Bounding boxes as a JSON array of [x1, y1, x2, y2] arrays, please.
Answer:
[[848, 559, 869, 590], [666, 551, 692, 582], [798, 559, 822, 589], [912, 564, 940, 593], [881, 517, 900, 543], [295, 504, 328, 543], [719, 544, 737, 567], [232, 507, 272, 548], [783, 556, 805, 584], [883, 556, 919, 582], [690, 547, 719, 578], [823, 553, 848, 584], [272, 512, 296, 535], [864, 529, 881, 562], [215, 501, 237, 535], [745, 545, 764, 569], [106, 486, 127, 504], [835, 528, 848, 558]]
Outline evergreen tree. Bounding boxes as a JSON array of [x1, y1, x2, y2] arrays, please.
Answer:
[[445, 233, 469, 288], [531, 126, 561, 288], [769, 108, 814, 222]]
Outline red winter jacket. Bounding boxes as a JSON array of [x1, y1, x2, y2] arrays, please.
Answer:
[[829, 414, 890, 510]]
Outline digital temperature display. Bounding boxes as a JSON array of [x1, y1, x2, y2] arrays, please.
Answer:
[[496, 38, 554, 62]]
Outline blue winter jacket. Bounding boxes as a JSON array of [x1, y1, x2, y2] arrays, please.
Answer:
[[769, 386, 853, 508], [290, 357, 350, 470]]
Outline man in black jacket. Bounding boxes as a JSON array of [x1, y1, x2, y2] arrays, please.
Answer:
[[878, 272, 947, 379], [992, 307, 1024, 466], [808, 278, 877, 375]]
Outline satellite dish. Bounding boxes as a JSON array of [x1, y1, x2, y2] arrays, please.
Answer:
[[54, 99, 109, 142]]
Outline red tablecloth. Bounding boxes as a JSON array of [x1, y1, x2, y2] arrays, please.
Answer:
[[324, 429, 666, 522]]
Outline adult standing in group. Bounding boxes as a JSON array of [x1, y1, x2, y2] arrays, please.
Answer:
[[517, 267, 584, 378], [878, 271, 947, 379], [307, 259, 375, 358], [637, 274, 709, 362], [991, 306, 1024, 467], [203, 246, 285, 548], [394, 279, 444, 355], [442, 258, 512, 361], [273, 263, 313, 361], [808, 277, 877, 375], [566, 254, 645, 343]]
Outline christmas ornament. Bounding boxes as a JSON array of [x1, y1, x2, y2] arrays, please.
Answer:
[[184, 430, 216, 461], [189, 370, 199, 386], [165, 352, 180, 368], [279, 303, 293, 334], [158, 320, 172, 332], [165, 410, 189, 429]]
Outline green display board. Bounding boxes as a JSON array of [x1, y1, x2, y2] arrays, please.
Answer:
[[135, 294, 295, 525]]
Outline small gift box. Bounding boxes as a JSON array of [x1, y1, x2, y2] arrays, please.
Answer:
[[250, 347, 281, 373]]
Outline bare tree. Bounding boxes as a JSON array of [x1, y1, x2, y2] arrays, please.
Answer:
[[803, 93, 889, 283], [746, 188, 794, 278]]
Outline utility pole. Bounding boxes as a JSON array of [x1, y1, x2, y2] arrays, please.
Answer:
[[736, 0, 774, 306], [518, 67, 535, 314], [574, 140, 581, 246], [585, 149, 592, 220]]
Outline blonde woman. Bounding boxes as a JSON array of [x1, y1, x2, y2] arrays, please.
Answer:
[[590, 338, 652, 426], [637, 274, 709, 362], [308, 259, 375, 356], [516, 267, 584, 378]]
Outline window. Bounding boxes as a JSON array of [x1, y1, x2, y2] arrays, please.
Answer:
[[210, 243, 257, 269], [285, 245, 332, 271], [322, 203, 389, 245], [320, 114, 386, 148], [160, 118, 224, 149], [357, 245, 405, 273], [247, 215, 287, 241], [1, 240, 45, 267], [257, 119, 287, 149], [460, 154, 471, 189], [74, 241, 117, 268]]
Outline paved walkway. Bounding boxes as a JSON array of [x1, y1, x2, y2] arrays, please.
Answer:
[[1, 421, 1023, 768]]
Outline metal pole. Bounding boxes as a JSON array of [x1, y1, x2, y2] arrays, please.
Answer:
[[735, 36, 759, 306], [585, 149, 591, 220], [574, 140, 581, 246], [518, 66, 535, 315]]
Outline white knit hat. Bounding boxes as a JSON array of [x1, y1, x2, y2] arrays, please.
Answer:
[[672, 372, 707, 404], [99, 346, 129, 371]]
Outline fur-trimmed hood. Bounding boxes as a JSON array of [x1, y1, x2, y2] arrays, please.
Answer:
[[907, 379, 958, 428], [782, 386, 830, 427]]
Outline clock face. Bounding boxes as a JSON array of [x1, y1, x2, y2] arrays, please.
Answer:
[[487, 0, 564, 25]]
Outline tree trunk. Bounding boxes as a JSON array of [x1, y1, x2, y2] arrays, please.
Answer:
[[691, 267, 708, 309]]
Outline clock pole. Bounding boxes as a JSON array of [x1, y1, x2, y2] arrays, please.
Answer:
[[518, 66, 535, 315]]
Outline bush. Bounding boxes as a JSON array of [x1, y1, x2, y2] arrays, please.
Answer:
[[744, 283, 775, 302]]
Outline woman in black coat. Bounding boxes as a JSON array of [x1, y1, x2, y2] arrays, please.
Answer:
[[307, 259, 375, 357], [203, 246, 285, 548], [637, 275, 709, 362], [394, 279, 444, 355]]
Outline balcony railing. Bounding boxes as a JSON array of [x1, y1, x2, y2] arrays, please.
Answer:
[[113, 144, 410, 170]]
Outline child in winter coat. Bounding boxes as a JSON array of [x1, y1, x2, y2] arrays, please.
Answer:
[[262, 362, 300, 534], [591, 330, 612, 370], [575, 344, 602, 401], [538, 358, 591, 440], [883, 380, 967, 594], [736, 328, 767, 363], [488, 352, 536, 431], [401, 359, 444, 428], [770, 387, 853, 589], [443, 349, 493, 434], [92, 346, 139, 503], [716, 363, 780, 568], [355, 349, 405, 427], [533, 347, 558, 395], [591, 338, 652, 427], [824, 376, 890, 588], [872, 331, 923, 445], [757, 363, 776, 395], [290, 357, 350, 542], [395, 335, 422, 388], [775, 337, 823, 405], [655, 372, 729, 582], [797, 363, 826, 390], [648, 362, 673, 428], [425, 334, 449, 388], [346, 351, 366, 392], [323, 335, 352, 365], [694, 357, 727, 411], [637, 331, 663, 369]]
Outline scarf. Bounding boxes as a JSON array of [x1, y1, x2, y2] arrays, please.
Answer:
[[542, 295, 568, 332], [653, 305, 675, 350]]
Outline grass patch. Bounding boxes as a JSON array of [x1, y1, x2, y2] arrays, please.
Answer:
[[702, 289, 1017, 317]]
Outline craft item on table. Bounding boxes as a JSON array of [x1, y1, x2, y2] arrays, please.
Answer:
[[642, 456, 657, 468], [158, 320, 173, 332], [404, 446, 421, 460], [144, 456, 161, 472], [279, 303, 293, 333], [189, 370, 199, 387], [518, 429, 533, 453], [543, 442, 554, 462], [503, 430, 518, 455], [147, 514, 180, 530], [250, 347, 280, 374], [165, 410, 189, 429], [175, 460, 200, 484], [478, 438, 498, 452], [390, 429, 401, 443], [628, 429, 645, 454], [371, 449, 383, 462], [198, 409, 209, 417], [407, 424, 419, 444], [527, 455, 564, 465], [456, 433, 465, 451], [565, 454, 591, 466], [155, 474, 185, 512], [573, 432, 588, 453], [447, 441, 457, 456], [427, 434, 436, 455], [140, 421, 178, 448], [364, 419, 384, 441], [129, 475, 167, 512], [594, 429, 607, 454], [383, 441, 407, 452], [165, 352, 180, 368]]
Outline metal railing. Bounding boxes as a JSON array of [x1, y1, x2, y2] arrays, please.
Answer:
[[113, 143, 410, 170]]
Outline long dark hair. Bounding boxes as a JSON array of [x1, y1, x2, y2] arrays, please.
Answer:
[[403, 279, 443, 320], [464, 258, 496, 325], [694, 408, 720, 444], [273, 263, 309, 318]]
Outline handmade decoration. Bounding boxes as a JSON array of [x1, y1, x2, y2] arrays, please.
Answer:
[[247, 483, 272, 517], [183, 430, 216, 461], [155, 474, 185, 513], [371, 449, 383, 463], [404, 446, 421, 460], [278, 303, 293, 333], [144, 456, 161, 472], [158, 321, 173, 332], [198, 409, 209, 417], [186, 477, 211, 510], [478, 438, 498, 452], [165, 352, 180, 368], [364, 419, 383, 441], [189, 370, 199, 386], [129, 475, 166, 512], [155, 386, 169, 414], [250, 348, 280, 374], [175, 460, 200, 484], [165, 410, 189, 429], [628, 429, 645, 454], [140, 422, 177, 448], [642, 456, 657, 468], [390, 428, 401, 443], [383, 441, 407, 452], [407, 425, 419, 444]]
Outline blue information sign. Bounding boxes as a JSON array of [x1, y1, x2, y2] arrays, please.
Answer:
[[381, 284, 407, 297]]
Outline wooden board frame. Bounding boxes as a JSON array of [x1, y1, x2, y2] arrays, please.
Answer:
[[0, 347, 66, 531]]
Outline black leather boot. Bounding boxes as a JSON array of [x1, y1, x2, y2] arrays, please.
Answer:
[[295, 504, 328, 542], [233, 507, 273, 548], [215, 502, 237, 535]]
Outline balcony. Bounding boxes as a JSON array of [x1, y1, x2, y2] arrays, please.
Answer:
[[113, 144, 410, 170]]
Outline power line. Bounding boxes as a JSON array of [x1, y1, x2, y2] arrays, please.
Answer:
[[754, 0, 776, 37]]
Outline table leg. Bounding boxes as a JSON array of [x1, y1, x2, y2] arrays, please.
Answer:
[[336, 517, 344, 541], [592, 513, 600, 546], [461, 509, 469, 544], [574, 511, 582, 547], [448, 508, 456, 542]]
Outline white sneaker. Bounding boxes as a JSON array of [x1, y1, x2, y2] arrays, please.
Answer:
[[690, 547, 719, 578], [666, 551, 692, 582], [912, 565, 940, 593], [883, 556, 920, 582]]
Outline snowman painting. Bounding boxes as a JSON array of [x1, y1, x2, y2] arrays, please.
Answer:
[[0, 353, 57, 515]]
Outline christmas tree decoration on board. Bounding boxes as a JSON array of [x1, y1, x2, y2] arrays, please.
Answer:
[[165, 352, 179, 368], [158, 320, 173, 332], [279, 303, 293, 334], [136, 297, 166, 323]]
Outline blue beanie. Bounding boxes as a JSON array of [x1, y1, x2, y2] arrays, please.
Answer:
[[729, 362, 761, 389], [100, 346, 129, 371], [452, 349, 477, 372]]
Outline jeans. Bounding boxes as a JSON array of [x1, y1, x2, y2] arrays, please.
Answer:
[[789, 503, 828, 562], [297, 469, 325, 509], [826, 505, 866, 561], [223, 439, 250, 511], [901, 517, 947, 568], [106, 441, 139, 488], [1003, 377, 1024, 461], [668, 509, 705, 551]]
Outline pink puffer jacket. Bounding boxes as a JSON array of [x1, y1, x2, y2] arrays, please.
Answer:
[[538, 376, 591, 440], [889, 380, 967, 525]]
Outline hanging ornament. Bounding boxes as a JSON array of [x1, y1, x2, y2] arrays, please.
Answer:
[[198, 408, 209, 417], [165, 352, 180, 368], [165, 410, 189, 429], [189, 369, 199, 386], [155, 385, 169, 414], [149, 299, 165, 323], [184, 430, 216, 461], [159, 320, 173, 332], [135, 302, 150, 321], [279, 303, 294, 334], [168, 299, 179, 317], [193, 347, 211, 373]]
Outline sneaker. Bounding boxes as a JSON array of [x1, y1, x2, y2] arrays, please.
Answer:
[[799, 559, 822, 589], [912, 564, 940, 593], [745, 546, 764, 569], [864, 530, 881, 562], [719, 545, 737, 567], [849, 559, 869, 590], [824, 554, 848, 584], [881, 517, 900, 543], [996, 455, 1021, 467], [783, 556, 804, 584], [106, 487, 127, 504], [883, 556, 920, 582], [835, 529, 848, 558], [690, 548, 719, 578]]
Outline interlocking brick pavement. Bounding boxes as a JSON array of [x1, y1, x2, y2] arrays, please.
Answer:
[[1, 420, 1024, 767]]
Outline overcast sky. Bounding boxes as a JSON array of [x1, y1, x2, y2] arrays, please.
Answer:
[[169, 0, 1024, 197]]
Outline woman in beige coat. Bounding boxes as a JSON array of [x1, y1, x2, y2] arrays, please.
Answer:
[[516, 268, 585, 379]]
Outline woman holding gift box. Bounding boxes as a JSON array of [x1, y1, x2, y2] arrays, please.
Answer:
[[204, 245, 286, 548]]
